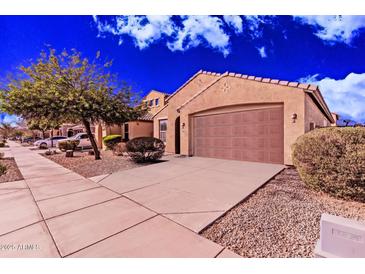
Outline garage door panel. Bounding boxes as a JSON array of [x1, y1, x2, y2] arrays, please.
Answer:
[[269, 108, 283, 121], [269, 137, 283, 148], [193, 106, 284, 164], [269, 151, 283, 163]]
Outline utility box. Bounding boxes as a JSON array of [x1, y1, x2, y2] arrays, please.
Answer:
[[314, 213, 365, 258]]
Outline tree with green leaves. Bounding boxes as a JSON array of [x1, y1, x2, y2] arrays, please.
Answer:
[[0, 48, 145, 159]]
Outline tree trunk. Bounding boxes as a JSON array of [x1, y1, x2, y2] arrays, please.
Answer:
[[82, 119, 101, 160], [42, 130, 45, 139]]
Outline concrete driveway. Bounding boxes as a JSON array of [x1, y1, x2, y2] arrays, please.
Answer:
[[97, 156, 284, 233], [1, 142, 283, 258]]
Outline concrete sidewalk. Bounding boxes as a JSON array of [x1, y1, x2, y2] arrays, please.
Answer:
[[0, 142, 239, 258]]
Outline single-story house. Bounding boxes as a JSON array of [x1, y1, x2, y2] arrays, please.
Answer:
[[153, 70, 336, 165], [56, 123, 93, 137]]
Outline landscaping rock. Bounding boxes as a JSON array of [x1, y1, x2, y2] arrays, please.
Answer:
[[43, 150, 150, 178], [201, 167, 365, 258], [0, 158, 24, 183]]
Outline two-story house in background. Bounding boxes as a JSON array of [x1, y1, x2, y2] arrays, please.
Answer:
[[94, 90, 169, 149]]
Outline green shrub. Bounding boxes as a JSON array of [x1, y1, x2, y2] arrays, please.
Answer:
[[126, 137, 165, 163], [58, 140, 80, 151], [0, 142, 5, 148], [0, 162, 7, 175], [103, 135, 122, 150], [292, 127, 365, 202]]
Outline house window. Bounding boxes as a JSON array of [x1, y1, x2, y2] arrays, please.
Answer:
[[155, 98, 159, 106], [159, 119, 167, 142], [124, 123, 129, 141], [149, 100, 153, 107]]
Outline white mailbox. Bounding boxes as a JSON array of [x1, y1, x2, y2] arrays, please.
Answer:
[[315, 213, 365, 258]]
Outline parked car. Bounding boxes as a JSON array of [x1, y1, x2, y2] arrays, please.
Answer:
[[58, 132, 93, 149], [22, 136, 42, 144], [34, 136, 67, 149]]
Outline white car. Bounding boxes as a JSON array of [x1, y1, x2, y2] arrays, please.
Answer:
[[34, 136, 67, 149], [58, 133, 93, 149]]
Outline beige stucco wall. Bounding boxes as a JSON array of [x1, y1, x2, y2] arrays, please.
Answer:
[[181, 76, 306, 165], [304, 94, 332, 131], [153, 105, 169, 140], [143, 90, 167, 115], [128, 121, 153, 139], [94, 121, 153, 150], [152, 72, 334, 165], [154, 73, 217, 153]]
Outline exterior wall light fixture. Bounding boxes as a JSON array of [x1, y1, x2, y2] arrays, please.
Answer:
[[291, 113, 298, 123]]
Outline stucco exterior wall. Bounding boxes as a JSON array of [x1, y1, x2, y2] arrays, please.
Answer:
[[305, 93, 332, 132], [143, 90, 168, 115], [152, 71, 333, 165], [95, 123, 103, 148], [128, 121, 153, 139], [153, 105, 169, 140], [162, 73, 218, 153], [178, 76, 306, 165]]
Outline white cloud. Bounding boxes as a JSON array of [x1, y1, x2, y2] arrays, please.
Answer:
[[93, 15, 175, 49], [299, 72, 365, 122], [167, 16, 230, 56], [223, 15, 243, 33], [295, 15, 365, 44], [257, 46, 267, 58], [297, 74, 320, 83], [244, 16, 273, 39], [94, 15, 234, 56]]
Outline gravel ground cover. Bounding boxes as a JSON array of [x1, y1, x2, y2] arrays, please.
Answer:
[[0, 158, 24, 183], [201, 167, 365, 258], [43, 150, 150, 178]]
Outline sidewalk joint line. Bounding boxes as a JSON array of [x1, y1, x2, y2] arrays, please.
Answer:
[[64, 214, 158, 257]]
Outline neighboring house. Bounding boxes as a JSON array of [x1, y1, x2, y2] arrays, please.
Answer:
[[142, 90, 170, 115], [94, 90, 169, 149], [56, 123, 90, 137], [153, 70, 336, 165]]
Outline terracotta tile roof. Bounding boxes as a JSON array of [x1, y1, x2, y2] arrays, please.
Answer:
[[197, 69, 319, 91], [174, 70, 333, 123], [138, 112, 154, 121]]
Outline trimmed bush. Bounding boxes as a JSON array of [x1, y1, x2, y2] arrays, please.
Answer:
[[0, 162, 7, 176], [0, 142, 5, 148], [292, 127, 365, 202], [126, 137, 165, 163], [58, 140, 80, 151], [113, 142, 127, 156], [103, 135, 122, 150]]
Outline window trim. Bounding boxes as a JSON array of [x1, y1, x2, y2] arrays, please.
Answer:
[[159, 119, 167, 143]]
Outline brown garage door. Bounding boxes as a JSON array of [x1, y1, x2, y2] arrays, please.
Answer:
[[193, 107, 284, 164]]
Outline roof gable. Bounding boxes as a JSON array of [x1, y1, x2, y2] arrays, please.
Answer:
[[174, 70, 334, 123]]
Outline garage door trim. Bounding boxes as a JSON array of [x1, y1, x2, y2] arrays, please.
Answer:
[[191, 105, 284, 164]]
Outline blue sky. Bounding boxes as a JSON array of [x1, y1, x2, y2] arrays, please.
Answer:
[[1, 15, 365, 123]]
